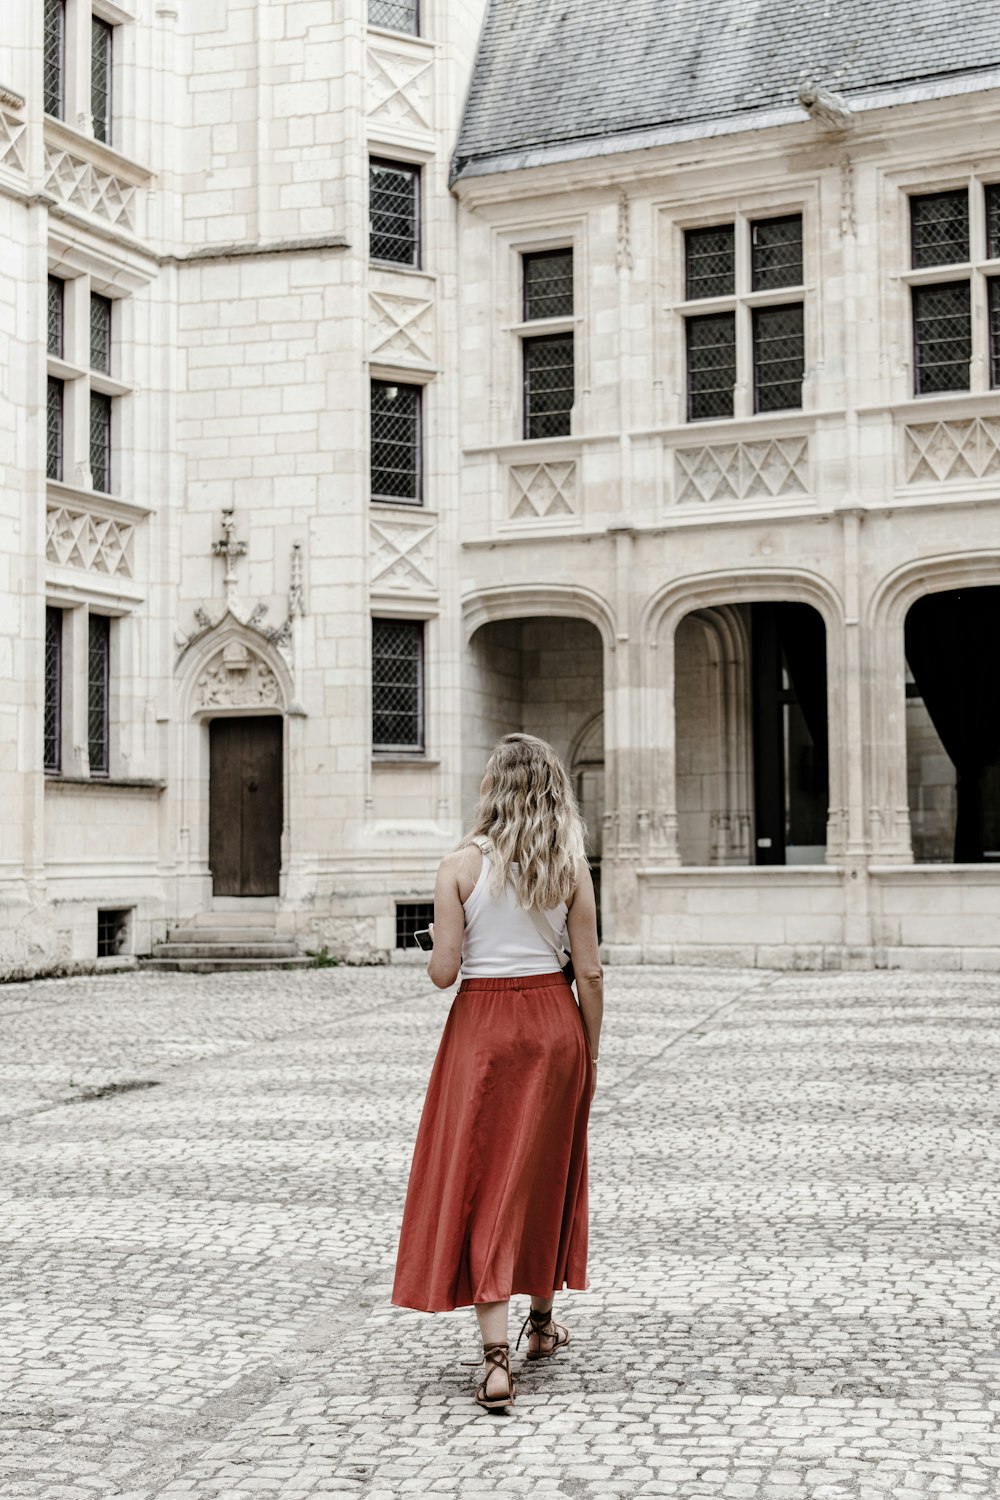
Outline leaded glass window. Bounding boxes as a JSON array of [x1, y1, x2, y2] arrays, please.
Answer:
[[88, 614, 110, 776], [44, 0, 65, 118], [987, 185, 1000, 261], [48, 278, 64, 358], [685, 225, 735, 300], [910, 190, 969, 269], [90, 392, 112, 492], [990, 281, 1000, 388], [47, 378, 64, 482], [91, 17, 113, 145], [686, 313, 736, 420], [44, 607, 62, 774], [372, 618, 424, 751], [753, 303, 804, 412], [523, 249, 574, 320], [369, 159, 420, 266], [751, 215, 804, 291], [523, 334, 574, 439], [913, 282, 971, 393], [369, 0, 418, 33], [90, 294, 112, 373], [371, 380, 421, 502]]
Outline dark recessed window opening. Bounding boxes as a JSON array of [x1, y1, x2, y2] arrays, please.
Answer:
[[986, 184, 1000, 261], [753, 303, 804, 413], [369, 158, 420, 266], [47, 378, 64, 482], [523, 248, 574, 320], [44, 607, 63, 774], [91, 17, 113, 145], [395, 901, 434, 948], [369, 0, 419, 34], [751, 215, 803, 291], [910, 189, 969, 269], [44, 0, 65, 118], [371, 380, 421, 503], [88, 613, 111, 776], [989, 281, 1000, 388], [686, 311, 736, 420], [913, 281, 971, 394], [372, 618, 424, 751], [90, 293, 112, 373], [684, 224, 735, 300], [90, 392, 112, 492], [48, 277, 64, 358], [523, 333, 574, 439], [97, 908, 129, 957]]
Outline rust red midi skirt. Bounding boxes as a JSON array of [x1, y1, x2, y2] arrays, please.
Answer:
[[391, 972, 593, 1313]]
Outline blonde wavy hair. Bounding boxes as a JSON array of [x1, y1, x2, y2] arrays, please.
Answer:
[[463, 733, 587, 911]]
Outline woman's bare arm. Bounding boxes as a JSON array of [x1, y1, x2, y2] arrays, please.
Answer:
[[426, 846, 478, 988], [566, 862, 603, 1064]]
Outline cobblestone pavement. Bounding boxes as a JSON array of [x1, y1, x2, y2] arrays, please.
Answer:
[[1, 964, 999, 1499]]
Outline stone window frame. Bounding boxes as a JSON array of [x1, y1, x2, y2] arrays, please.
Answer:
[[42, 0, 134, 151], [492, 222, 587, 447], [664, 192, 816, 427], [900, 174, 1000, 399], [42, 596, 128, 782], [45, 260, 132, 498]]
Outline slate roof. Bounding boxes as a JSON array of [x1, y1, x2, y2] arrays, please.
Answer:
[[453, 0, 1000, 178]]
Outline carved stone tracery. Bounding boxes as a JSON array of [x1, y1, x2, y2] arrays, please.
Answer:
[[675, 437, 810, 504], [43, 141, 139, 229], [194, 640, 280, 711]]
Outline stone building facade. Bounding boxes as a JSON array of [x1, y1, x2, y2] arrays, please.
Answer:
[[3, 0, 1000, 977]]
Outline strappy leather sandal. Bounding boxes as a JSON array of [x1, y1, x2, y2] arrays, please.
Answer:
[[515, 1306, 570, 1361], [462, 1340, 517, 1409]]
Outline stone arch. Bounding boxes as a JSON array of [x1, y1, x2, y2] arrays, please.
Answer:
[[866, 550, 1000, 862], [462, 583, 617, 653], [638, 568, 846, 864]]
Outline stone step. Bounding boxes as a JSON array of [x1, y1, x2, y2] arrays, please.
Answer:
[[186, 910, 281, 927], [139, 956, 315, 973], [167, 926, 279, 944], [152, 942, 302, 960]]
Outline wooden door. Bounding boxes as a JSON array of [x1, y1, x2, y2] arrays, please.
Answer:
[[209, 717, 283, 896]]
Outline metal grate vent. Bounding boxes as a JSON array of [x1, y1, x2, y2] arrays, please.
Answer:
[[97, 908, 130, 958], [372, 618, 423, 750], [685, 225, 735, 300], [395, 901, 434, 948], [913, 281, 971, 393]]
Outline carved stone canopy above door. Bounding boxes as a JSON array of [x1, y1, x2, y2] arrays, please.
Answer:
[[193, 639, 282, 712]]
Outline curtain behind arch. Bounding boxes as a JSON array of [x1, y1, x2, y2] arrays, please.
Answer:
[[904, 586, 1000, 862]]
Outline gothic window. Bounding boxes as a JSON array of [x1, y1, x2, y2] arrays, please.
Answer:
[[47, 378, 64, 482], [372, 618, 424, 752], [90, 294, 112, 373], [371, 380, 421, 503], [682, 211, 804, 421], [685, 225, 735, 300], [910, 190, 969, 268], [90, 392, 112, 492], [91, 17, 113, 145], [523, 333, 575, 439], [48, 278, 64, 358], [369, 0, 418, 33], [686, 312, 736, 420], [523, 249, 574, 320], [913, 282, 972, 394], [753, 304, 805, 413], [44, 607, 63, 774], [44, 0, 65, 118], [88, 613, 110, 776], [369, 158, 420, 266]]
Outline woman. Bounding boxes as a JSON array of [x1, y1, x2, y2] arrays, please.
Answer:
[[391, 733, 603, 1411]]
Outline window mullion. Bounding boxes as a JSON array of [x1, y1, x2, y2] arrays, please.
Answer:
[[733, 217, 753, 418]]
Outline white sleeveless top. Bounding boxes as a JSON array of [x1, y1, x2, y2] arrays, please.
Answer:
[[460, 846, 569, 979]]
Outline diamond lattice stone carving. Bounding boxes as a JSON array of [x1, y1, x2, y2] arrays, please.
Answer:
[[0, 110, 27, 173], [903, 418, 1000, 483], [509, 460, 577, 520], [675, 436, 810, 503], [370, 516, 435, 590], [366, 46, 432, 131], [43, 143, 138, 229], [46, 505, 134, 577], [370, 291, 434, 363]]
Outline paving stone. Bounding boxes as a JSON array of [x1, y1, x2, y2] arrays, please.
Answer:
[[0, 966, 998, 1497]]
